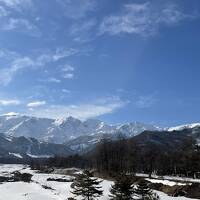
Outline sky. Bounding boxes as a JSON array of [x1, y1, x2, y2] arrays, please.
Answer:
[[0, 0, 200, 127]]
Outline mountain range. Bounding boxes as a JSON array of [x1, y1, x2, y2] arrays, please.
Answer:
[[0, 112, 200, 159], [0, 113, 161, 144]]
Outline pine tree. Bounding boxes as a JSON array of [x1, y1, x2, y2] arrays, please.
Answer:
[[71, 170, 103, 200], [109, 174, 134, 200], [134, 180, 160, 200]]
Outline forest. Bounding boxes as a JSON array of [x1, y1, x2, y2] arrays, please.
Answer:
[[44, 133, 200, 179]]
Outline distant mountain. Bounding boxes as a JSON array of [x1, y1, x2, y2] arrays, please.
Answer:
[[1, 113, 200, 154], [131, 129, 197, 150], [168, 123, 200, 132], [0, 133, 72, 160], [0, 113, 200, 157], [0, 113, 160, 144], [66, 123, 200, 153]]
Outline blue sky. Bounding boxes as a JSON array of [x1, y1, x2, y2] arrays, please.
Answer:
[[0, 0, 200, 127]]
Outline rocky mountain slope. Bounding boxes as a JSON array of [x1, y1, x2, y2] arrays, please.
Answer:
[[0, 133, 72, 160]]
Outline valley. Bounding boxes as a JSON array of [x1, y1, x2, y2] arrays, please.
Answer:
[[0, 164, 199, 200]]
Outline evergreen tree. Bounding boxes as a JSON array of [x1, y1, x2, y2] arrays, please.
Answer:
[[71, 170, 103, 200], [134, 180, 160, 200], [109, 174, 134, 200]]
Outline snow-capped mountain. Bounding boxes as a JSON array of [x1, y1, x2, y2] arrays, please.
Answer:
[[0, 113, 160, 144], [116, 122, 161, 137], [1, 113, 200, 155], [168, 123, 200, 132]]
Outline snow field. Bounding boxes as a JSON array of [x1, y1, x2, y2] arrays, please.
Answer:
[[0, 165, 198, 200]]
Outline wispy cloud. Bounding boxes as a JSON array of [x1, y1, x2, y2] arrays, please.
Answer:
[[61, 64, 75, 79], [28, 96, 128, 120], [0, 57, 34, 85], [2, 112, 19, 116], [0, 48, 79, 85], [62, 89, 71, 94], [62, 64, 74, 72], [0, 0, 32, 9], [99, 2, 198, 37], [47, 77, 61, 83], [135, 95, 158, 109], [0, 0, 36, 36], [1, 18, 40, 36], [0, 49, 18, 59], [0, 5, 9, 17], [0, 99, 21, 106], [70, 19, 97, 43], [56, 0, 96, 19], [27, 100, 46, 108], [52, 48, 79, 61], [63, 73, 74, 79]]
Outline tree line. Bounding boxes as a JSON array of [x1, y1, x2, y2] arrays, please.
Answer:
[[45, 134, 200, 179]]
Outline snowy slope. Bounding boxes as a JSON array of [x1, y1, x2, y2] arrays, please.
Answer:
[[0, 113, 161, 143], [168, 123, 200, 131], [0, 113, 54, 139]]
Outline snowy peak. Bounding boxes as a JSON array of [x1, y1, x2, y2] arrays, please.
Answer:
[[168, 123, 200, 132], [0, 114, 162, 143], [46, 117, 115, 143], [0, 114, 54, 139], [0, 113, 200, 149], [116, 122, 160, 137], [54, 116, 81, 126]]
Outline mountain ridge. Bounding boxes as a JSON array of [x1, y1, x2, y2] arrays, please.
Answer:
[[0, 113, 200, 159], [0, 133, 72, 160], [0, 113, 160, 143]]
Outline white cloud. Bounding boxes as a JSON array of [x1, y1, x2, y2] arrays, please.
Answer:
[[47, 77, 61, 83], [0, 57, 34, 85], [28, 97, 127, 120], [62, 64, 74, 72], [62, 89, 71, 94], [27, 101, 46, 108], [2, 112, 19, 116], [0, 0, 30, 6], [0, 49, 18, 59], [1, 18, 40, 36], [0, 0, 37, 36], [0, 99, 21, 106], [61, 64, 75, 79], [35, 48, 79, 66], [63, 73, 74, 79], [99, 2, 197, 37], [3, 18, 30, 30], [52, 48, 79, 61], [0, 48, 79, 85], [0, 0, 32, 9]]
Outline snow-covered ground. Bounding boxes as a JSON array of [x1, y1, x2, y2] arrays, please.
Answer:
[[136, 173, 200, 184], [0, 164, 198, 200], [145, 178, 186, 186], [0, 164, 112, 200]]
